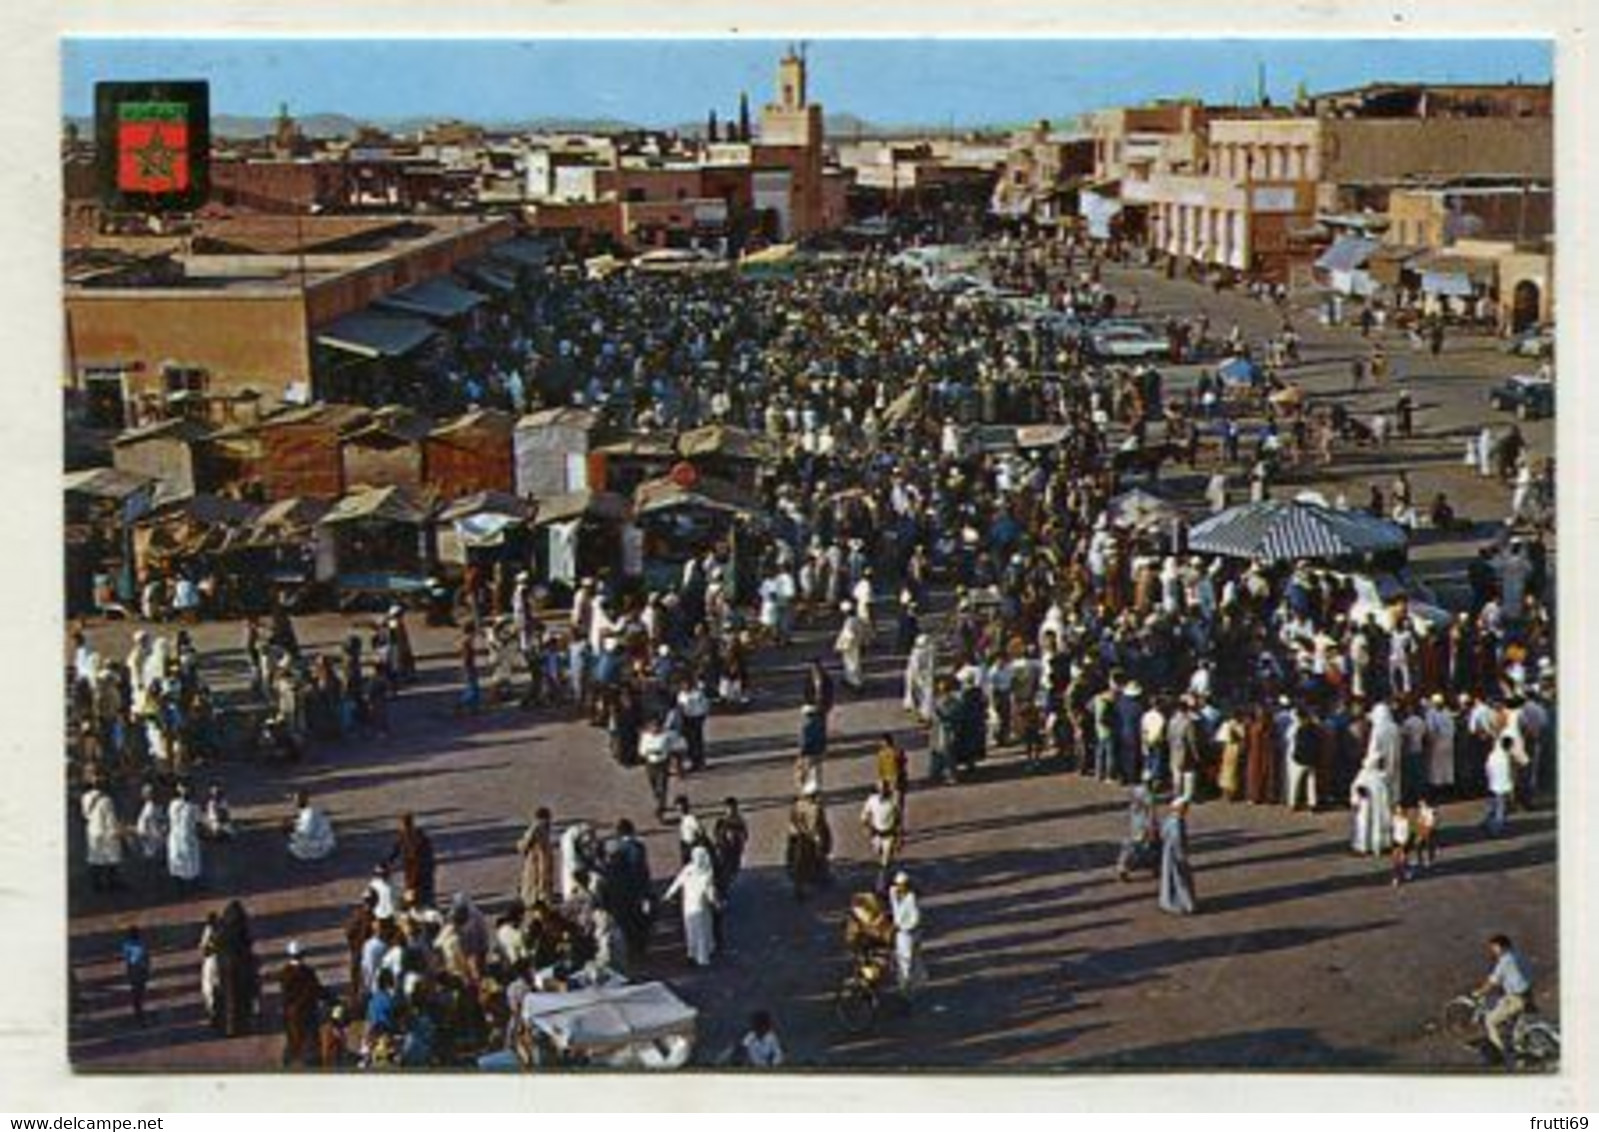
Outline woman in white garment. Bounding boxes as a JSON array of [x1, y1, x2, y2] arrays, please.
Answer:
[[124, 631, 152, 695], [662, 845, 720, 967], [1367, 701, 1403, 805], [134, 782, 167, 865], [558, 821, 594, 902], [167, 782, 202, 886], [1349, 754, 1394, 856], [902, 634, 936, 722], [286, 789, 337, 861], [81, 779, 124, 892]]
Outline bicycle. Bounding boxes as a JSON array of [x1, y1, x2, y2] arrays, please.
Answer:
[[833, 948, 892, 1035], [1441, 992, 1561, 1069]]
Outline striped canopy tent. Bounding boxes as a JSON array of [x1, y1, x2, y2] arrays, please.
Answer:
[[1188, 500, 1407, 565]]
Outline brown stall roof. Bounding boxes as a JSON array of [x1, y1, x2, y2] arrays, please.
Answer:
[[430, 408, 516, 439], [517, 406, 599, 432], [676, 424, 781, 463], [437, 490, 537, 524], [64, 466, 154, 501], [342, 406, 436, 446], [112, 417, 215, 448], [259, 403, 374, 432], [321, 484, 432, 526], [634, 474, 763, 517], [530, 490, 630, 527]]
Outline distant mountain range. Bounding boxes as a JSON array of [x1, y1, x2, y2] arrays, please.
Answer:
[[64, 109, 996, 141]]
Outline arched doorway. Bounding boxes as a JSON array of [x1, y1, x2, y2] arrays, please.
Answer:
[[1511, 279, 1542, 333]]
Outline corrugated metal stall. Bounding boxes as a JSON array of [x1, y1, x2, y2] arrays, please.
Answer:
[[340, 406, 434, 491], [424, 408, 516, 499], [255, 404, 372, 502], [110, 418, 213, 497], [514, 407, 599, 498]]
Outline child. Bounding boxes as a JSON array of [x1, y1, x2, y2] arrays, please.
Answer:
[[1413, 797, 1439, 871], [121, 925, 150, 1026], [200, 783, 236, 841], [1389, 804, 1413, 887]]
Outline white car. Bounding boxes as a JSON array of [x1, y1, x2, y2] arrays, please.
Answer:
[[1091, 328, 1170, 360]]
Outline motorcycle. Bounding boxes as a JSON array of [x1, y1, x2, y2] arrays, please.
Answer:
[[1441, 992, 1560, 1069]]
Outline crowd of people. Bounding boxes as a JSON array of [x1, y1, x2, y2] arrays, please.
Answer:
[[69, 230, 1555, 1070]]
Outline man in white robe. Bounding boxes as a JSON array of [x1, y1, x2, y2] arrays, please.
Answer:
[[286, 790, 337, 861], [167, 784, 202, 885], [889, 872, 925, 997], [81, 781, 124, 891], [902, 634, 936, 721], [662, 845, 719, 967], [1424, 694, 1458, 792], [133, 783, 166, 864], [835, 603, 867, 691], [851, 572, 876, 642]]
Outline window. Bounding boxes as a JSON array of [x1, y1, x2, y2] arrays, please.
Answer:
[[163, 365, 207, 397]]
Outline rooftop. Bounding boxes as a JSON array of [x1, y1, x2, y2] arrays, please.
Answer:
[[64, 214, 512, 297]]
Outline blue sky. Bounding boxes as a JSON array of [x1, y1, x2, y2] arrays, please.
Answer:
[[61, 38, 1553, 127]]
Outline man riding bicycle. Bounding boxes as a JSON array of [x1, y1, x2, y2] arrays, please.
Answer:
[[1475, 933, 1532, 1068], [845, 891, 895, 975]]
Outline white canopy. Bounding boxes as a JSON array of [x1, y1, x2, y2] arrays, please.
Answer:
[[520, 981, 697, 1054]]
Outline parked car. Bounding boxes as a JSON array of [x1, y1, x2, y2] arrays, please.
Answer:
[[1090, 327, 1171, 361], [1502, 325, 1554, 359], [1488, 373, 1555, 420]]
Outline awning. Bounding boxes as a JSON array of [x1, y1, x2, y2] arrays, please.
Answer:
[[315, 311, 438, 359], [531, 490, 630, 527], [1217, 356, 1261, 385], [1015, 423, 1070, 449], [882, 387, 921, 427], [1367, 246, 1422, 287], [375, 276, 487, 321], [1422, 271, 1476, 297], [436, 490, 535, 524], [491, 237, 558, 270], [459, 258, 517, 294], [1314, 235, 1380, 274], [677, 424, 781, 463], [454, 512, 522, 549], [1410, 251, 1496, 284], [64, 466, 154, 502], [634, 474, 763, 517], [251, 497, 332, 531], [520, 982, 697, 1053], [1189, 500, 1407, 564], [320, 485, 431, 526]]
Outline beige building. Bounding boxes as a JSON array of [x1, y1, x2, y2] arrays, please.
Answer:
[[1106, 100, 1552, 283]]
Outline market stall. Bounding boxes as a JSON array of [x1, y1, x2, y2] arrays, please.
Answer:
[[1188, 499, 1408, 568], [530, 489, 633, 591], [318, 485, 435, 606], [433, 490, 537, 574]]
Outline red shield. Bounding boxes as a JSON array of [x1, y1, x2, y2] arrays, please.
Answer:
[[116, 113, 191, 194]]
